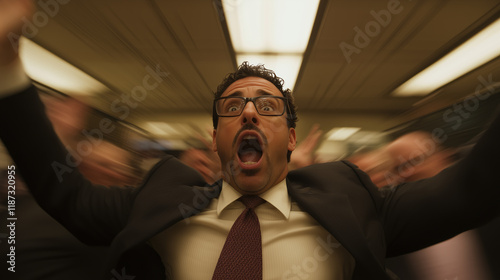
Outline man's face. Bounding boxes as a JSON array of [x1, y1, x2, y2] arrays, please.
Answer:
[[212, 77, 296, 195]]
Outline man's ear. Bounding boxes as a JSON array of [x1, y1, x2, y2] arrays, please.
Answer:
[[288, 127, 297, 152], [212, 129, 217, 152]]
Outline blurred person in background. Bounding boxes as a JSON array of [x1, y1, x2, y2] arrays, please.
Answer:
[[0, 94, 108, 280], [352, 131, 493, 280], [42, 94, 144, 187], [180, 148, 220, 184], [288, 124, 323, 170], [78, 139, 141, 187], [41, 94, 89, 147], [0, 93, 146, 279], [179, 135, 222, 185], [382, 131, 457, 185], [347, 148, 396, 188]]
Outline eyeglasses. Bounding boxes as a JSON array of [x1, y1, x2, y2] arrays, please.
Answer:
[[214, 96, 287, 117]]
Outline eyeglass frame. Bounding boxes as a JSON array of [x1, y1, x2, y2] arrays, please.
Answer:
[[213, 95, 289, 117]]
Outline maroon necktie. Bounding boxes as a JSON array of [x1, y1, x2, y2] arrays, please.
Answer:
[[212, 195, 266, 280]]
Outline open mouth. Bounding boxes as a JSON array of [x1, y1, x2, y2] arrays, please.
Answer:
[[237, 134, 263, 167]]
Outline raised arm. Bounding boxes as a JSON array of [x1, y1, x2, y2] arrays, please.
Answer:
[[0, 0, 136, 245], [380, 112, 500, 256]]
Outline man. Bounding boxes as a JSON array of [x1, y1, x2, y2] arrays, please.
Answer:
[[1, 1, 500, 279]]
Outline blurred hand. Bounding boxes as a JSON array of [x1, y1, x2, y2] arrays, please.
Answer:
[[180, 135, 221, 184], [0, 0, 34, 64], [289, 124, 323, 170]]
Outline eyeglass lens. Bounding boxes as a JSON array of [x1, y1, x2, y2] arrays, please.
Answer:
[[217, 97, 284, 116]]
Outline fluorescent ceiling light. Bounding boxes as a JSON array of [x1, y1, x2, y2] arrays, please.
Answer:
[[146, 122, 178, 136], [146, 122, 196, 138], [20, 37, 109, 96], [223, 0, 320, 90], [327, 127, 361, 141], [393, 18, 500, 96], [223, 0, 320, 53], [237, 54, 303, 90]]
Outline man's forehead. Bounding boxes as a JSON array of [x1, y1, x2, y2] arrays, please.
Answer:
[[221, 77, 282, 97]]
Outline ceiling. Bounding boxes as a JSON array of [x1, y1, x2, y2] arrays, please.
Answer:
[[28, 0, 500, 155]]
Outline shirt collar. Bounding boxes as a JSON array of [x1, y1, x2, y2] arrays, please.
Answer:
[[217, 179, 291, 219]]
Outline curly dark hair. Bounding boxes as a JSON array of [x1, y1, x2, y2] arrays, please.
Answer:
[[212, 61, 298, 129]]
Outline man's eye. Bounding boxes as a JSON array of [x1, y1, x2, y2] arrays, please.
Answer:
[[258, 100, 277, 112], [222, 99, 242, 113], [261, 105, 274, 111]]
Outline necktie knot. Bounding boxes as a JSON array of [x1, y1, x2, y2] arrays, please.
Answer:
[[239, 195, 265, 210]]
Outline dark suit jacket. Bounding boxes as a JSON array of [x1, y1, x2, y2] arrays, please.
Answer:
[[1, 86, 500, 280], [0, 194, 109, 280]]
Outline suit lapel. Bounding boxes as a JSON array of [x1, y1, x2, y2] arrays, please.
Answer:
[[287, 179, 387, 278], [108, 160, 221, 264]]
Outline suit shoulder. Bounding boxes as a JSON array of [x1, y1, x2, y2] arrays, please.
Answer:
[[139, 155, 207, 189]]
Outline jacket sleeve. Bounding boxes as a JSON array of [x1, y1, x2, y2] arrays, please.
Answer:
[[380, 111, 500, 257], [0, 86, 136, 245]]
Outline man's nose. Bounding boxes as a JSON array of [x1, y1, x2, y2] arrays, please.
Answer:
[[241, 100, 259, 125]]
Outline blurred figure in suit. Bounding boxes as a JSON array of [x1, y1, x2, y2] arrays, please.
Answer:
[[0, 94, 143, 279], [351, 131, 493, 280]]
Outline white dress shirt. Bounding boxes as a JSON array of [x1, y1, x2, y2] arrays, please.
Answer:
[[150, 180, 355, 280]]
